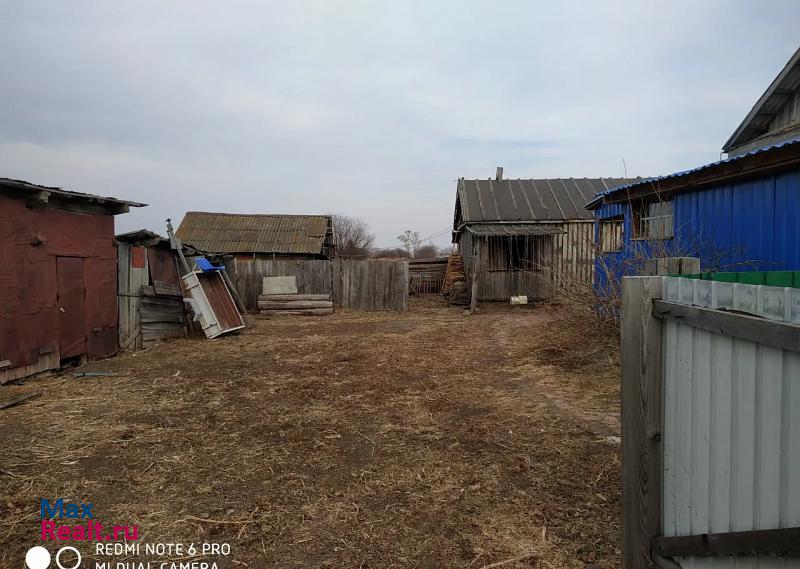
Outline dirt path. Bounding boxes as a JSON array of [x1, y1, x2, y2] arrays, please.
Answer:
[[0, 300, 621, 568], [487, 311, 620, 438]]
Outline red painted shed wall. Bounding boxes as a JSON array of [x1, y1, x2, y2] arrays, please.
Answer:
[[0, 194, 118, 375]]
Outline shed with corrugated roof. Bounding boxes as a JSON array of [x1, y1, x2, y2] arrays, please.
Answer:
[[451, 168, 635, 302], [175, 212, 335, 260]]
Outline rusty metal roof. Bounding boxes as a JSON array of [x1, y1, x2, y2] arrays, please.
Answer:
[[176, 212, 332, 255], [0, 177, 145, 213], [466, 223, 566, 237], [455, 178, 636, 228]]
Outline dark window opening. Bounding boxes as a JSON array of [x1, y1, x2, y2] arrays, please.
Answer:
[[485, 236, 549, 271]]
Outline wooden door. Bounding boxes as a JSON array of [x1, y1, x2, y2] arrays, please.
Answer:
[[56, 256, 86, 359]]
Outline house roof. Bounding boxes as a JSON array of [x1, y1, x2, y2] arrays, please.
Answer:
[[723, 47, 800, 154], [116, 229, 165, 243], [586, 136, 800, 209], [0, 177, 145, 214], [175, 211, 332, 255], [454, 178, 636, 230]]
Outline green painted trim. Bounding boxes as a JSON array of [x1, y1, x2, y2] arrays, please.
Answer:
[[668, 270, 800, 289]]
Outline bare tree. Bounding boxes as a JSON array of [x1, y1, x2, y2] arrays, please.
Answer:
[[397, 230, 421, 257], [331, 214, 375, 257]]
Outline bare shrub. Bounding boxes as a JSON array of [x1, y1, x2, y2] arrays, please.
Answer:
[[414, 244, 438, 259]]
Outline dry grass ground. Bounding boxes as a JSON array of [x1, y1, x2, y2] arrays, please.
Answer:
[[0, 298, 621, 568]]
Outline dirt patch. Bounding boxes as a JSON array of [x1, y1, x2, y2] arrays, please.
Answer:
[[0, 298, 621, 568]]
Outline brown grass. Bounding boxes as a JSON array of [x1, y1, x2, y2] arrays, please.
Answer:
[[0, 298, 621, 568]]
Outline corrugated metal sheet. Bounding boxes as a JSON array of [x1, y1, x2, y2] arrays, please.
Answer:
[[594, 168, 800, 289], [457, 177, 635, 224], [465, 223, 566, 236], [587, 137, 800, 208], [176, 212, 331, 255], [661, 277, 800, 569]]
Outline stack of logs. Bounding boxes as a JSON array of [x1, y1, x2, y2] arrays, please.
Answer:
[[258, 293, 334, 316]]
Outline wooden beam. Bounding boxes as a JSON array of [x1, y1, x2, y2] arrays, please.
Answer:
[[653, 527, 800, 558], [469, 239, 480, 314], [0, 391, 40, 411], [621, 276, 664, 569], [653, 300, 800, 353]]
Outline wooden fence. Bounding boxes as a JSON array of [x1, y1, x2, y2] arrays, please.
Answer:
[[332, 259, 408, 311], [230, 258, 408, 312], [231, 258, 332, 311], [621, 276, 800, 568]]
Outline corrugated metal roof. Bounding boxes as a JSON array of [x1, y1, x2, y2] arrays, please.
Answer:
[[466, 223, 566, 236], [175, 212, 331, 255], [723, 47, 800, 153], [456, 178, 636, 225], [586, 136, 800, 209], [0, 177, 145, 208]]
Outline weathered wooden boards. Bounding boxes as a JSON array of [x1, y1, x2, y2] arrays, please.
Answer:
[[232, 260, 332, 311], [260, 308, 334, 316], [620, 276, 664, 569], [332, 259, 408, 311], [232, 258, 409, 312], [259, 300, 333, 310], [0, 390, 40, 411], [260, 294, 330, 302], [409, 257, 448, 294], [257, 292, 334, 316]]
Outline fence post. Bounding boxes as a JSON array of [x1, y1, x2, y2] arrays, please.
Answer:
[[621, 276, 664, 569]]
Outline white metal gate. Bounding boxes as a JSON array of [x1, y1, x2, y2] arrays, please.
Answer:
[[621, 276, 800, 569], [661, 277, 800, 568]]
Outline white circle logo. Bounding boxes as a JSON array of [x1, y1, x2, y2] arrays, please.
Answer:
[[25, 546, 51, 569], [55, 546, 81, 569]]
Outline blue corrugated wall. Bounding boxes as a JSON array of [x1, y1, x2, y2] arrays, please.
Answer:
[[595, 168, 800, 288]]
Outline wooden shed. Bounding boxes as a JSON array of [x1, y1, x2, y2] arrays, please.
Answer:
[[0, 178, 143, 383], [116, 230, 188, 349], [452, 169, 634, 302]]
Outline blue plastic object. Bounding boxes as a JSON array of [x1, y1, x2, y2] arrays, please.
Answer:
[[195, 257, 224, 272]]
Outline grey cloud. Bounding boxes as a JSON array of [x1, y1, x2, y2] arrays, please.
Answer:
[[0, 1, 798, 249]]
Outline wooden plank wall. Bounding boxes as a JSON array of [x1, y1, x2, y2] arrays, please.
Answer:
[[232, 258, 333, 311], [230, 257, 408, 312], [117, 243, 149, 349], [551, 221, 595, 288], [118, 244, 186, 349], [333, 259, 408, 311], [458, 222, 595, 303]]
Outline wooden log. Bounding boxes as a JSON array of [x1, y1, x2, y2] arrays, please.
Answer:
[[258, 300, 334, 310], [259, 308, 334, 316], [0, 390, 40, 410], [257, 294, 331, 302]]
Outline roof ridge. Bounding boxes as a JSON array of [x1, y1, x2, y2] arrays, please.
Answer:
[[184, 211, 330, 218]]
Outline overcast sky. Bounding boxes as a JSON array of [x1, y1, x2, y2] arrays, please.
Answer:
[[1, 2, 798, 248]]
